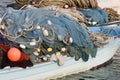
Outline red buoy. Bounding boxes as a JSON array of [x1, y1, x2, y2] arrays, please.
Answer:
[[7, 47, 21, 62]]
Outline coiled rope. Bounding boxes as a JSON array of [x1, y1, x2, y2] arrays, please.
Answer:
[[104, 8, 120, 21], [16, 0, 98, 9]]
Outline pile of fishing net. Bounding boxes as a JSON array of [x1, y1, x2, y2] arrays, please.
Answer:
[[7, 0, 109, 26], [104, 8, 120, 21], [0, 1, 117, 69], [0, 7, 108, 68]]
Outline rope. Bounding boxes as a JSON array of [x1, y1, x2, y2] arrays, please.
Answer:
[[25, 0, 98, 9], [104, 8, 120, 21], [15, 0, 31, 5]]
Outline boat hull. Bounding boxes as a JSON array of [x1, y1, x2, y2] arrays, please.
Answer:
[[0, 38, 120, 80]]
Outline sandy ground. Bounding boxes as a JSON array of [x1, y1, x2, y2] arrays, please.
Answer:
[[98, 0, 120, 13]]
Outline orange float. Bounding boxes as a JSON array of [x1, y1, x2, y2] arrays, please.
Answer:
[[7, 47, 21, 62]]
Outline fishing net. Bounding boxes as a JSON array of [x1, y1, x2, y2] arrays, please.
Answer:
[[100, 26, 120, 36], [0, 7, 101, 64], [1, 7, 93, 48], [80, 8, 109, 25], [0, 4, 116, 67], [89, 26, 120, 37]]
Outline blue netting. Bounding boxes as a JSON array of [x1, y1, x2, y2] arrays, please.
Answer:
[[80, 8, 109, 24], [2, 7, 94, 49], [100, 26, 120, 36], [88, 26, 120, 36]]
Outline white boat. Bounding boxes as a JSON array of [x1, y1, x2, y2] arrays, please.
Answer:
[[0, 0, 120, 79], [0, 37, 120, 80]]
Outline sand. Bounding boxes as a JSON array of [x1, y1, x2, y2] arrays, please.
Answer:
[[98, 0, 120, 14]]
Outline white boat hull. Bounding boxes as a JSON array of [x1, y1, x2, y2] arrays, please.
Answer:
[[0, 38, 120, 80]]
